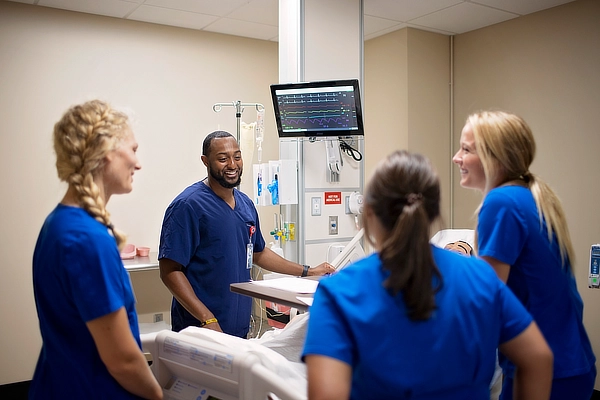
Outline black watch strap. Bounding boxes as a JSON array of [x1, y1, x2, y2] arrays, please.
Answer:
[[301, 264, 310, 277]]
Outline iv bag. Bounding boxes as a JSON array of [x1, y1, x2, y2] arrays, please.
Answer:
[[240, 121, 256, 167], [256, 108, 265, 142]]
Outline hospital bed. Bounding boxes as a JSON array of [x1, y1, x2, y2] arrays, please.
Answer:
[[141, 327, 307, 400], [140, 229, 477, 400], [430, 228, 474, 249]]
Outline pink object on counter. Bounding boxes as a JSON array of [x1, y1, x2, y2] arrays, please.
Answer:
[[136, 247, 150, 257], [120, 243, 136, 260]]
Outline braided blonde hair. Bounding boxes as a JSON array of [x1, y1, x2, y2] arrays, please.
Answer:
[[54, 100, 129, 250]]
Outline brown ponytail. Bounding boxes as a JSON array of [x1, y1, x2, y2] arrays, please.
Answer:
[[365, 150, 443, 320]]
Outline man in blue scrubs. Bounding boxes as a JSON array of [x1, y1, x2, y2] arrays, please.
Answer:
[[159, 131, 334, 338]]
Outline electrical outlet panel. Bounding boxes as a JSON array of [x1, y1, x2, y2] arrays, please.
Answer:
[[590, 245, 600, 288]]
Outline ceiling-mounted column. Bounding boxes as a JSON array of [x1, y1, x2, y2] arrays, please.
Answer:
[[303, 0, 363, 82], [278, 0, 363, 84], [278, 0, 304, 84], [278, 0, 364, 266]]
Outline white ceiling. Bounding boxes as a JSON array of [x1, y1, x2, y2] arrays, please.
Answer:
[[7, 0, 577, 41]]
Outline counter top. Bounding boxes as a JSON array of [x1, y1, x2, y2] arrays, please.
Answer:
[[123, 252, 159, 272]]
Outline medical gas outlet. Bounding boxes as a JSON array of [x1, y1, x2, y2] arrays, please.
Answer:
[[329, 216, 338, 235]]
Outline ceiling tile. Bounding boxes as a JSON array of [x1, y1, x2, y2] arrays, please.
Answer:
[[204, 17, 279, 41], [471, 0, 576, 15], [37, 0, 138, 18], [364, 15, 406, 39], [9, 0, 579, 41], [142, 0, 249, 17], [405, 23, 455, 36], [409, 2, 518, 34], [365, 24, 408, 41], [364, 0, 463, 22], [226, 0, 279, 26], [128, 5, 218, 31]]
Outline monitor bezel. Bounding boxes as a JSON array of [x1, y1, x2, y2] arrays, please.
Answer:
[[270, 79, 364, 139]]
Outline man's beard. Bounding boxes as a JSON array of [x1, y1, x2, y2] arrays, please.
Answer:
[[210, 167, 242, 189]]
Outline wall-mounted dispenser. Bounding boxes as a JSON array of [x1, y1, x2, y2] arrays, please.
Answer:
[[348, 191, 363, 215], [347, 191, 363, 230]]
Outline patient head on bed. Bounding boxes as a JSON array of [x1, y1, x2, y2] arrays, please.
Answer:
[[444, 240, 473, 255]]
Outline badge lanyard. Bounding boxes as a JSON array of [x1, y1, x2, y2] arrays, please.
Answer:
[[246, 225, 256, 270]]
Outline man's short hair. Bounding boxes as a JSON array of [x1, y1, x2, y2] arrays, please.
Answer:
[[202, 131, 234, 156]]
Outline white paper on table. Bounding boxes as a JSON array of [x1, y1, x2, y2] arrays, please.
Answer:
[[251, 277, 319, 294], [296, 296, 314, 306]]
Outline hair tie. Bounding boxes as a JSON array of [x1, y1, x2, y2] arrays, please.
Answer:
[[520, 171, 532, 183], [406, 193, 423, 205]]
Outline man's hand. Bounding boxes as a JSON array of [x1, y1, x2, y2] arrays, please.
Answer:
[[308, 262, 336, 276]]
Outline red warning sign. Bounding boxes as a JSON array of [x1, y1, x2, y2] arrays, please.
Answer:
[[324, 191, 342, 205]]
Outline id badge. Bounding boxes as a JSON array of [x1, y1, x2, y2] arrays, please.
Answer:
[[246, 243, 254, 270]]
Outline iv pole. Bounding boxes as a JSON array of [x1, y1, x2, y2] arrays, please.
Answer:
[[212, 101, 264, 143]]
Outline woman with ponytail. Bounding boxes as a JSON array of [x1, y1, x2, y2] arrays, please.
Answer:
[[454, 110, 596, 400], [303, 150, 552, 400], [30, 100, 162, 399]]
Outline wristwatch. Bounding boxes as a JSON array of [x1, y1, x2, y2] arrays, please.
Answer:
[[301, 264, 310, 277]]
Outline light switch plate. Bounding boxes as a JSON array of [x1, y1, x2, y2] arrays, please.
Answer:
[[311, 197, 321, 216]]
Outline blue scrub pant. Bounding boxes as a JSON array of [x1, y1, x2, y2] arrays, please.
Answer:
[[500, 365, 596, 400]]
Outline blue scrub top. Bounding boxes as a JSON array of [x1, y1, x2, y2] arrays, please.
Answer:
[[478, 185, 595, 379], [303, 247, 533, 400], [30, 205, 142, 399], [159, 181, 265, 337]]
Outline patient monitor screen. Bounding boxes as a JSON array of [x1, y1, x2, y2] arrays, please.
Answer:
[[271, 79, 364, 138]]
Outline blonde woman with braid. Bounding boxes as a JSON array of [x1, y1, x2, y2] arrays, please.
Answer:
[[303, 150, 552, 400], [30, 100, 162, 399], [454, 111, 596, 400]]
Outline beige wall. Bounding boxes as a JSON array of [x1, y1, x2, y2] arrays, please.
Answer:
[[0, 2, 278, 384], [365, 28, 450, 221], [452, 0, 600, 388], [406, 29, 451, 223], [364, 28, 408, 181]]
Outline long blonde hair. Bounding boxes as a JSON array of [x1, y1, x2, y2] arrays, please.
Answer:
[[53, 100, 129, 250], [468, 110, 575, 266]]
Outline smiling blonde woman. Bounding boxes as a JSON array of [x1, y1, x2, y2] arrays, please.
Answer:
[[30, 100, 162, 400], [454, 110, 596, 400]]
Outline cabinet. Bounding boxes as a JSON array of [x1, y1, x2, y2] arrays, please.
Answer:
[[124, 253, 172, 333]]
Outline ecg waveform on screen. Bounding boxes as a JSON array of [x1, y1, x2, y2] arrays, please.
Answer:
[[277, 91, 358, 132]]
